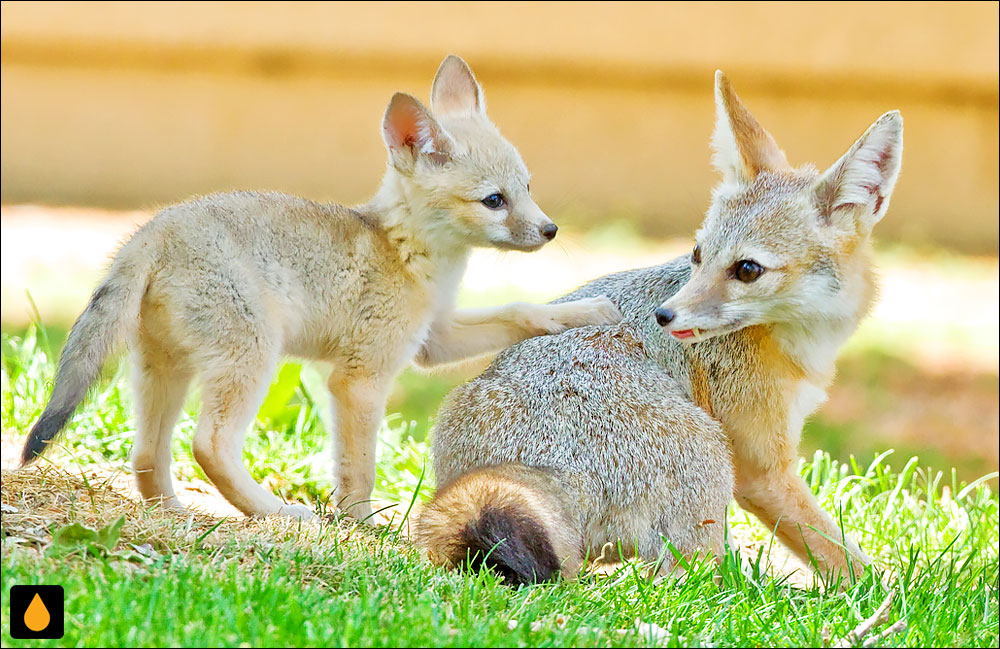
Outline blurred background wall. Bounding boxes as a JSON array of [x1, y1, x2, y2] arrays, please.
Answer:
[[2, 1, 998, 252]]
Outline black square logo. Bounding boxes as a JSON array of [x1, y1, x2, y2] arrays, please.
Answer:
[[9, 585, 64, 639]]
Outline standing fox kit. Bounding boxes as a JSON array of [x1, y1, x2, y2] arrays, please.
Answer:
[[417, 71, 902, 584], [19, 55, 620, 520]]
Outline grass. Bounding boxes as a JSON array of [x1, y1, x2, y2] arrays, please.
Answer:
[[2, 325, 999, 647]]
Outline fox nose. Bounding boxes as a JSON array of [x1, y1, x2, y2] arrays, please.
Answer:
[[654, 307, 676, 327], [540, 223, 558, 240]]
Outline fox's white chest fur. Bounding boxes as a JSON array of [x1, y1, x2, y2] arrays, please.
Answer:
[[400, 254, 470, 367]]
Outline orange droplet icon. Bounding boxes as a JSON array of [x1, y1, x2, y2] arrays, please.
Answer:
[[24, 592, 51, 632]]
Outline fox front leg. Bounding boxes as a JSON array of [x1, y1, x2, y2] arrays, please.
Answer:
[[735, 465, 871, 582], [414, 296, 621, 367], [328, 373, 391, 522]]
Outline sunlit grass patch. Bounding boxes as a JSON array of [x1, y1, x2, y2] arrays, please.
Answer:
[[1, 327, 428, 510], [2, 457, 997, 647], [2, 323, 998, 647]]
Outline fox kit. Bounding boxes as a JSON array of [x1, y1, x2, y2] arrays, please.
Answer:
[[19, 55, 621, 521], [416, 71, 902, 584]]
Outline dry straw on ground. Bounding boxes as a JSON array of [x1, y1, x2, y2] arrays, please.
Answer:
[[2, 462, 818, 590], [0, 465, 398, 563]]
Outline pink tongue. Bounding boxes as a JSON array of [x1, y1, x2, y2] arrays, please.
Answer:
[[671, 329, 695, 339]]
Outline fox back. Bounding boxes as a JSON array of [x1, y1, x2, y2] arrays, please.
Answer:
[[422, 259, 733, 583]]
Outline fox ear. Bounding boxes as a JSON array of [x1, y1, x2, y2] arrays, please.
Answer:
[[815, 111, 903, 230], [431, 54, 487, 119], [382, 92, 453, 169], [712, 71, 790, 184]]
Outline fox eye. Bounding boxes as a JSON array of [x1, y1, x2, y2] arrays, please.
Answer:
[[691, 245, 701, 264], [481, 193, 506, 209], [733, 259, 764, 283]]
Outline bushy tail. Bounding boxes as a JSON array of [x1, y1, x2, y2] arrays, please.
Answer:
[[413, 465, 582, 586], [20, 235, 153, 465]]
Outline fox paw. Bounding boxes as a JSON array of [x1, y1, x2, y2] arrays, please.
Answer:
[[521, 296, 621, 336], [554, 296, 622, 330], [276, 503, 317, 521]]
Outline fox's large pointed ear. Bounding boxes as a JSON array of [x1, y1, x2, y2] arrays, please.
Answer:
[[382, 92, 453, 170], [430, 54, 487, 119], [814, 111, 903, 231], [711, 71, 791, 184]]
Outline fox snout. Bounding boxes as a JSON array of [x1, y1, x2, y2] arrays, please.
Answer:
[[653, 288, 733, 344], [654, 308, 715, 343], [523, 215, 558, 246], [497, 199, 560, 251]]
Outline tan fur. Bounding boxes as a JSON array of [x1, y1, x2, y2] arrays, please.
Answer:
[[685, 351, 716, 419], [421, 71, 902, 583], [19, 55, 621, 521]]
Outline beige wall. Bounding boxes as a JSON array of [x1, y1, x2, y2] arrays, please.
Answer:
[[2, 1, 998, 251]]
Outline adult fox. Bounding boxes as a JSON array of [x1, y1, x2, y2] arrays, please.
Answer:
[[416, 71, 903, 584]]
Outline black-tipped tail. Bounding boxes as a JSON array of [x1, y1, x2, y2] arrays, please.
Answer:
[[414, 465, 579, 587], [20, 406, 76, 465], [457, 505, 560, 586], [19, 258, 147, 466]]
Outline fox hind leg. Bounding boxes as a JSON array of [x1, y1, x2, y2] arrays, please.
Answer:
[[130, 324, 192, 509], [131, 351, 191, 509], [192, 350, 315, 520]]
